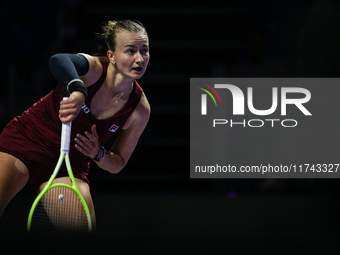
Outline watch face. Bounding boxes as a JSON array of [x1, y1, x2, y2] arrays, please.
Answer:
[[94, 146, 105, 161], [98, 147, 105, 159]]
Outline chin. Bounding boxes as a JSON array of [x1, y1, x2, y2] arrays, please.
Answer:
[[132, 73, 145, 80]]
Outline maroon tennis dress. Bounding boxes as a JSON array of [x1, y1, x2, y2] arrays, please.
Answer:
[[0, 57, 143, 191]]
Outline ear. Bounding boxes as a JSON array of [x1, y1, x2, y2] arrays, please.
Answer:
[[107, 50, 115, 65]]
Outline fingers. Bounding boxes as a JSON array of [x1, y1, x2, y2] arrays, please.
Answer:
[[59, 91, 85, 122], [74, 127, 99, 158], [59, 114, 75, 123], [91, 125, 98, 139], [59, 110, 77, 123], [75, 134, 93, 157], [59, 98, 82, 123], [75, 134, 94, 149]]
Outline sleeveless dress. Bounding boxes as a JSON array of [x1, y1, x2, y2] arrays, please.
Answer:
[[0, 57, 143, 191]]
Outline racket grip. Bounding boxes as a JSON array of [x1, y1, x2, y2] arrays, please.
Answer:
[[61, 97, 72, 153]]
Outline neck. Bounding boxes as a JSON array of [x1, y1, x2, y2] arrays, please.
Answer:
[[105, 65, 134, 102]]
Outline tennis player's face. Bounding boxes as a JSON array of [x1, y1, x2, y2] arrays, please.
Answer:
[[113, 31, 150, 80]]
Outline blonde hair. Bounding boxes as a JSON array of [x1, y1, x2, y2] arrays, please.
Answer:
[[98, 19, 147, 52]]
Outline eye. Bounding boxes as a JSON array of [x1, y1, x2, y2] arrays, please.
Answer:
[[141, 48, 149, 54], [126, 49, 135, 54]]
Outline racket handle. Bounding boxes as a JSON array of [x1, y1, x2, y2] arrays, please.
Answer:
[[61, 97, 72, 153]]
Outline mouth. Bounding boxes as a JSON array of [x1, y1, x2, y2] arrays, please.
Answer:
[[132, 67, 143, 72]]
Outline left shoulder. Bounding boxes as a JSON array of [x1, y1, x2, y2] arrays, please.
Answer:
[[137, 92, 151, 119], [123, 92, 150, 130]]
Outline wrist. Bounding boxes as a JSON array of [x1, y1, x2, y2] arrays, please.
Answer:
[[71, 91, 86, 103], [67, 79, 88, 99], [92, 145, 106, 162]]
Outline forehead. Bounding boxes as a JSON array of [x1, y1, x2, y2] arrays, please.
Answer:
[[115, 31, 149, 47]]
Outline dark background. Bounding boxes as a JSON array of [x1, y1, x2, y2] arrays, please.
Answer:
[[1, 0, 340, 253]]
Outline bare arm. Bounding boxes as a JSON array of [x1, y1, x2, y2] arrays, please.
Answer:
[[74, 94, 151, 173]]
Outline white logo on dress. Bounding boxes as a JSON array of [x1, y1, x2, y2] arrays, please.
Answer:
[[82, 103, 90, 114], [109, 124, 119, 133]]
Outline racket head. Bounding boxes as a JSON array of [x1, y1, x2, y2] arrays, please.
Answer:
[[27, 184, 92, 233], [27, 109, 92, 233]]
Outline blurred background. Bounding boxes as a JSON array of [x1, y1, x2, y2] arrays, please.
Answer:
[[1, 0, 340, 253]]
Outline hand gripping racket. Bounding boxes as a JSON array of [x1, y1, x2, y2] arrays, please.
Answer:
[[27, 97, 92, 233]]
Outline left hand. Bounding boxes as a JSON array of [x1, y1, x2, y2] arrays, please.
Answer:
[[74, 124, 100, 158]]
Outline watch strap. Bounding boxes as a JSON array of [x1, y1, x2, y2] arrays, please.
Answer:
[[93, 145, 105, 162]]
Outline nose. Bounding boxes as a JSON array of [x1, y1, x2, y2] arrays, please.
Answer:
[[135, 52, 144, 63]]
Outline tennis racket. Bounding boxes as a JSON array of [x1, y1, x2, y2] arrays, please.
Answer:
[[27, 97, 92, 233]]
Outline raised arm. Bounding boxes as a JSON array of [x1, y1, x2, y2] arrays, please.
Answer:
[[49, 53, 89, 97], [49, 53, 102, 122]]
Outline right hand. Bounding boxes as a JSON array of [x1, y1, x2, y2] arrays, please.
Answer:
[[59, 91, 85, 123]]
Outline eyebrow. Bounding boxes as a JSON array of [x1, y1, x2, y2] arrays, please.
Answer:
[[124, 44, 149, 48]]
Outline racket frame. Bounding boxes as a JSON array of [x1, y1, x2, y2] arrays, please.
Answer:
[[27, 97, 92, 232]]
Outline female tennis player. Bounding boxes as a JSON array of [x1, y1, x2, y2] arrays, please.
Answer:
[[0, 19, 151, 227]]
